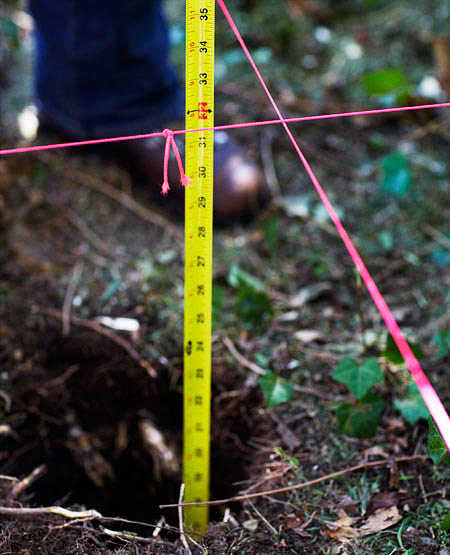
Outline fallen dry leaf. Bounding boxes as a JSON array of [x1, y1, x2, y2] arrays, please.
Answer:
[[357, 506, 401, 537], [322, 514, 357, 540]]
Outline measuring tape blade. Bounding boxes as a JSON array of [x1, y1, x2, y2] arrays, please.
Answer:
[[184, 0, 215, 535]]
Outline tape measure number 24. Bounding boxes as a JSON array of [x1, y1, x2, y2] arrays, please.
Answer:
[[183, 0, 215, 535]]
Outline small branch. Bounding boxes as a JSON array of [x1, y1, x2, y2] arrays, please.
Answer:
[[65, 210, 119, 258], [62, 260, 83, 336], [0, 389, 12, 412], [160, 455, 428, 509], [7, 465, 46, 502], [0, 475, 18, 482], [294, 344, 340, 362], [222, 335, 265, 375], [423, 224, 450, 251], [178, 483, 191, 554], [45, 364, 80, 388], [61, 158, 183, 246], [0, 506, 101, 519], [100, 526, 153, 543], [43, 308, 157, 378]]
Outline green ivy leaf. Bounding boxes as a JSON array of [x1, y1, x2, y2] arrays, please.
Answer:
[[228, 264, 273, 329], [228, 264, 265, 292], [441, 511, 450, 532], [336, 392, 385, 438], [333, 357, 384, 399], [433, 329, 450, 357], [394, 383, 429, 425], [381, 152, 411, 196], [258, 371, 293, 409], [427, 417, 450, 468], [362, 69, 412, 97], [381, 333, 424, 365]]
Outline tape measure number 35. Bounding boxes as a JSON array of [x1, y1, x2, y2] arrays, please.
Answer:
[[183, 0, 215, 535]]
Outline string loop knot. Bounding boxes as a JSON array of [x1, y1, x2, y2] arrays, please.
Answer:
[[161, 128, 191, 195]]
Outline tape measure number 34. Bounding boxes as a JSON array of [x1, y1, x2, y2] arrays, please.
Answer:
[[183, 0, 215, 535]]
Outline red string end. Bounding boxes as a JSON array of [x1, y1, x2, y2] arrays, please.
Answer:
[[161, 129, 172, 195], [169, 135, 191, 187], [160, 129, 191, 193]]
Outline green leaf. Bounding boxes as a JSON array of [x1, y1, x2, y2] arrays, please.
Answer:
[[394, 383, 429, 425], [264, 217, 279, 255], [362, 69, 412, 96], [228, 264, 265, 292], [228, 264, 273, 329], [441, 511, 450, 532], [381, 333, 424, 365], [258, 371, 293, 408], [336, 392, 385, 438], [333, 357, 384, 399], [427, 417, 450, 468], [381, 152, 411, 196], [433, 329, 450, 357]]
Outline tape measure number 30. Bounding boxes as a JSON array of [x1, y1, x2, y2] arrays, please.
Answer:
[[183, 0, 215, 535]]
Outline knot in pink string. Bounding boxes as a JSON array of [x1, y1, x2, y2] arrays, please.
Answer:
[[161, 128, 192, 195]]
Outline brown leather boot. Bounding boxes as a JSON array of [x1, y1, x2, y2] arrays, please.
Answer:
[[38, 115, 266, 222]]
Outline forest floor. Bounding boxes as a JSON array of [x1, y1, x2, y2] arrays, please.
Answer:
[[0, 1, 449, 554]]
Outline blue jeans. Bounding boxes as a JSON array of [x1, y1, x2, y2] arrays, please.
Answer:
[[29, 0, 184, 138]]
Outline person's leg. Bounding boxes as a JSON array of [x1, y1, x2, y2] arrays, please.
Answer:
[[29, 0, 183, 138]]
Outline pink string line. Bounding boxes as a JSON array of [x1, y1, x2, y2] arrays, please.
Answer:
[[1, 103, 449, 157], [216, 0, 450, 450]]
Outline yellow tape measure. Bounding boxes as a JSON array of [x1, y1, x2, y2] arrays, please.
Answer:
[[183, 0, 215, 535]]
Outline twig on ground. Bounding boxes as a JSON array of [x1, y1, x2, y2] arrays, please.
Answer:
[[294, 344, 341, 362], [62, 260, 83, 336], [38, 152, 182, 244], [0, 389, 12, 412], [152, 516, 166, 538], [248, 501, 278, 537], [222, 335, 266, 375], [178, 483, 191, 554], [7, 465, 46, 502], [64, 210, 119, 258], [100, 526, 153, 543], [0, 475, 18, 482], [0, 506, 101, 519], [423, 224, 450, 251], [292, 384, 328, 398], [160, 455, 428, 509], [65, 160, 182, 245], [44, 308, 157, 378], [44, 364, 80, 388]]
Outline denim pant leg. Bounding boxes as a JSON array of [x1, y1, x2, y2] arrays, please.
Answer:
[[29, 0, 183, 138]]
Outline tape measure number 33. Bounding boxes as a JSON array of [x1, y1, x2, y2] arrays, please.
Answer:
[[183, 0, 215, 535]]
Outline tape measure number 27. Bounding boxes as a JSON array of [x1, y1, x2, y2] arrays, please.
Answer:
[[183, 0, 215, 535]]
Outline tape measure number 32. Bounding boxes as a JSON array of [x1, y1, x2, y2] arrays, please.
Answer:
[[183, 0, 215, 535]]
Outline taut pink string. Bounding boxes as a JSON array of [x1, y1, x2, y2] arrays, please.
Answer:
[[1, 103, 449, 157], [217, 0, 450, 449]]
